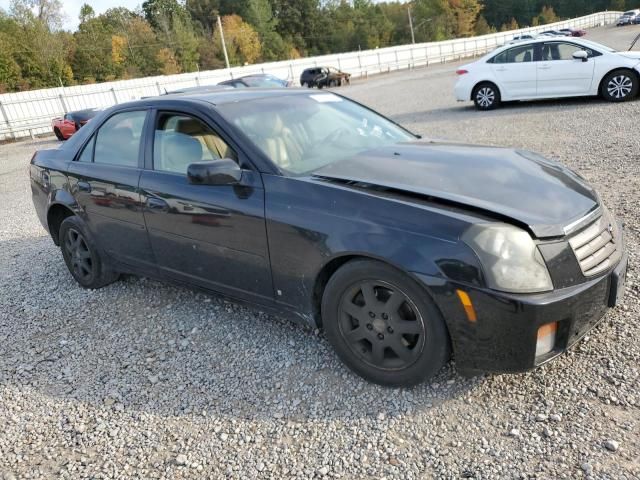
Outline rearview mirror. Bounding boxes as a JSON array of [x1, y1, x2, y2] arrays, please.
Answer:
[[187, 159, 242, 186], [572, 50, 588, 62]]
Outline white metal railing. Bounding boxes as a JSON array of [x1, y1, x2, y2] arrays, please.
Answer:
[[0, 11, 622, 141]]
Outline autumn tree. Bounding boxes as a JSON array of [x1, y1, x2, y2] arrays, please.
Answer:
[[213, 14, 261, 65]]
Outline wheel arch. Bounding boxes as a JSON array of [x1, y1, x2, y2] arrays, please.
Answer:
[[597, 67, 640, 96], [471, 80, 501, 101], [47, 203, 75, 245], [311, 253, 445, 330]]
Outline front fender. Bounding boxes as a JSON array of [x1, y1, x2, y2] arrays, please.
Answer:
[[263, 174, 485, 321]]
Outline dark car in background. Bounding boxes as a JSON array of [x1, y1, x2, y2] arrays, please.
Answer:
[[218, 74, 292, 88], [52, 108, 100, 140], [30, 89, 626, 387], [559, 27, 587, 37], [300, 67, 351, 88]]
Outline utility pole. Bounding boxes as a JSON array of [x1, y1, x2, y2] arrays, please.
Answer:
[[408, 7, 415, 44], [217, 16, 230, 69]]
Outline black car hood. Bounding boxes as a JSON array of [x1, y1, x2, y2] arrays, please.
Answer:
[[312, 142, 599, 238]]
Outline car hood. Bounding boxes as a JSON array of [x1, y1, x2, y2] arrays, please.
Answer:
[[617, 51, 640, 60], [312, 142, 599, 238]]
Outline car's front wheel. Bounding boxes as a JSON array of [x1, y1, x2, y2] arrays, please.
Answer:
[[322, 259, 450, 387], [59, 216, 119, 289], [601, 70, 639, 102], [53, 128, 64, 141], [473, 82, 501, 110]]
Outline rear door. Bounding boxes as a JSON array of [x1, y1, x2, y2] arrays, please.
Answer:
[[537, 41, 596, 97], [66, 109, 156, 270], [489, 43, 539, 99], [138, 108, 273, 302]]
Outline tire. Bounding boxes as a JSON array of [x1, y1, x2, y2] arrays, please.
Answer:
[[601, 69, 639, 102], [321, 259, 450, 387], [472, 82, 501, 110], [58, 216, 119, 289], [54, 127, 64, 141]]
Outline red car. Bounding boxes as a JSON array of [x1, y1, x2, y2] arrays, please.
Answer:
[[559, 28, 587, 37], [52, 108, 100, 140]]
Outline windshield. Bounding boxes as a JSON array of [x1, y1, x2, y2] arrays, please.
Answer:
[[244, 76, 286, 87], [578, 39, 616, 52], [217, 93, 415, 175]]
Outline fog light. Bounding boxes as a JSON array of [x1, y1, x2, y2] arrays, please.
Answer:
[[536, 322, 558, 356]]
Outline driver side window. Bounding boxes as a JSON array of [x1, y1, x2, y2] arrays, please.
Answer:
[[153, 113, 238, 175]]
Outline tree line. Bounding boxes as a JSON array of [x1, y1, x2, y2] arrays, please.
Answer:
[[0, 0, 633, 92]]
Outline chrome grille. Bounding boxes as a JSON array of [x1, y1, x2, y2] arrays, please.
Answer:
[[569, 209, 621, 277]]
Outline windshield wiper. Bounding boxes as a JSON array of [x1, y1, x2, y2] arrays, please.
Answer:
[[630, 33, 640, 51]]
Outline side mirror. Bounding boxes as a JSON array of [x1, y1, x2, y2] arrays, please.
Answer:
[[187, 159, 242, 186], [573, 50, 588, 62]]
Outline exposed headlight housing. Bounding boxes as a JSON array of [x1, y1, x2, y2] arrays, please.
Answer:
[[462, 223, 553, 293]]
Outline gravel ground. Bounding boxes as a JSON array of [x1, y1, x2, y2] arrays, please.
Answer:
[[1, 25, 640, 480]]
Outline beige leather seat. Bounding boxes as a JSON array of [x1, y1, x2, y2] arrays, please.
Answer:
[[252, 115, 304, 169], [174, 118, 237, 161]]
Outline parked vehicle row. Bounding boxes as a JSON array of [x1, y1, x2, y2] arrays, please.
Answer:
[[52, 70, 350, 140], [616, 9, 640, 26], [456, 37, 640, 110], [32, 84, 627, 386]]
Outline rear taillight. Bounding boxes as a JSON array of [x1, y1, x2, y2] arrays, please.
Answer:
[[456, 69, 469, 75]]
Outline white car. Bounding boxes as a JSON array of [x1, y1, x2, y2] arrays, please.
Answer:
[[454, 37, 640, 110]]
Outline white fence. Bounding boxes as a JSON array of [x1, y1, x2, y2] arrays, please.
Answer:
[[0, 11, 622, 141]]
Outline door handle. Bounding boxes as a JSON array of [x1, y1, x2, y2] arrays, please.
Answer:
[[495, 67, 507, 72], [538, 65, 552, 70], [146, 197, 169, 212], [77, 181, 91, 193]]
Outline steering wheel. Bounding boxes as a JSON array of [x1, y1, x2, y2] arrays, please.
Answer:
[[321, 127, 351, 146]]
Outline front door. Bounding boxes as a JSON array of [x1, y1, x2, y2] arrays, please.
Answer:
[[66, 109, 156, 269], [537, 42, 596, 96], [490, 43, 538, 99], [139, 110, 273, 302]]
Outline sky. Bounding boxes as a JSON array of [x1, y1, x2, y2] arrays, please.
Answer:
[[0, 0, 144, 29]]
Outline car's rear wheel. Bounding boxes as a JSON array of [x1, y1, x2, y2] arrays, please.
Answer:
[[601, 70, 639, 102], [59, 216, 119, 289], [321, 259, 450, 387], [473, 82, 501, 110], [54, 127, 64, 141]]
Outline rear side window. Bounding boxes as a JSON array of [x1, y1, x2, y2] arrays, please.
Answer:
[[77, 136, 95, 162], [491, 45, 536, 64], [94, 110, 147, 167]]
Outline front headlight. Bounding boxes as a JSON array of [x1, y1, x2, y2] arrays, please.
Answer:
[[462, 223, 553, 293]]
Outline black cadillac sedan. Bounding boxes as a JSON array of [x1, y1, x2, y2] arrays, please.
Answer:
[[30, 89, 627, 387]]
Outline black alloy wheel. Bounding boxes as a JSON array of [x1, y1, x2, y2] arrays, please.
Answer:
[[322, 260, 450, 387], [338, 280, 424, 370], [63, 227, 94, 283], [58, 216, 119, 289]]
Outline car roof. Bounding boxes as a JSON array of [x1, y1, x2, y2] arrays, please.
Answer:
[[118, 88, 320, 109], [499, 36, 604, 52]]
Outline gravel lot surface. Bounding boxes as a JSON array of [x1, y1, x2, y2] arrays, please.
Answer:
[[1, 25, 639, 480]]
